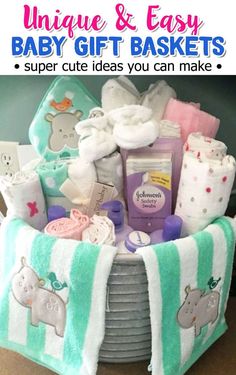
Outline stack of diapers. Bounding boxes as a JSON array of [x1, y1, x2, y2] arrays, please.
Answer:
[[137, 216, 236, 375], [175, 137, 236, 235], [0, 171, 47, 231], [0, 217, 117, 375], [163, 98, 220, 143], [29, 76, 99, 161]]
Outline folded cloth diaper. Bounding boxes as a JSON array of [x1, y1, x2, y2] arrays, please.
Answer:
[[109, 105, 159, 149], [44, 209, 90, 240], [102, 76, 140, 112], [75, 108, 117, 162], [82, 215, 116, 246], [175, 152, 236, 235], [59, 157, 97, 209], [184, 132, 227, 160], [159, 120, 181, 138], [0, 171, 47, 231], [29, 76, 99, 161], [95, 151, 123, 194], [163, 98, 220, 143], [140, 80, 176, 121], [36, 159, 68, 197]]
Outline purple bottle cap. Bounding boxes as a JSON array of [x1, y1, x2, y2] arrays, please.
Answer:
[[48, 205, 66, 223], [162, 215, 182, 242], [100, 200, 124, 232], [125, 231, 151, 253]]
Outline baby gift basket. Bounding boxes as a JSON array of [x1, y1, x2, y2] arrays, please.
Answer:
[[0, 75, 235, 375]]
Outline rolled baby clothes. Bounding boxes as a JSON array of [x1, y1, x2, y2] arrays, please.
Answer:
[[44, 209, 90, 240], [82, 215, 115, 246], [0, 171, 47, 230], [75, 108, 117, 162], [163, 98, 220, 143], [140, 80, 176, 121], [184, 132, 227, 160], [175, 152, 236, 235], [59, 157, 97, 209], [102, 76, 140, 112], [36, 159, 68, 197], [95, 151, 123, 194], [109, 105, 159, 149]]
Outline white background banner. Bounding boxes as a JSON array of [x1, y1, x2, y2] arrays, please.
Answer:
[[0, 0, 234, 75]]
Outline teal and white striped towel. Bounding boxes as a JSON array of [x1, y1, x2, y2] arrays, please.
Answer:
[[137, 217, 236, 375], [0, 218, 117, 375]]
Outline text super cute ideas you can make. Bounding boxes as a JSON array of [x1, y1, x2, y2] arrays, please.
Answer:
[[12, 4, 225, 57]]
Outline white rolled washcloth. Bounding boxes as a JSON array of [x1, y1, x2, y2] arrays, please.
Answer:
[[0, 171, 47, 230], [108, 105, 159, 149], [102, 76, 140, 112], [75, 107, 117, 162], [184, 132, 227, 160], [140, 80, 176, 121], [82, 215, 116, 246], [175, 152, 236, 236]]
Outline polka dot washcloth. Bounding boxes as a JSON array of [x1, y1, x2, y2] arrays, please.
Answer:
[[175, 152, 236, 235]]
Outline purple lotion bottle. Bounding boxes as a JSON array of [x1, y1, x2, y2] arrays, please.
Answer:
[[100, 200, 133, 245], [150, 214, 183, 244]]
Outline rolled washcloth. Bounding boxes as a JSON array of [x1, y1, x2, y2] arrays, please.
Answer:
[[0, 171, 47, 230], [44, 209, 90, 240], [140, 80, 176, 121], [102, 76, 140, 112], [184, 132, 227, 160], [163, 98, 220, 143], [36, 159, 68, 197], [95, 151, 123, 194], [75, 107, 117, 162], [82, 215, 116, 246], [59, 157, 97, 208], [175, 152, 236, 235], [108, 105, 159, 149]]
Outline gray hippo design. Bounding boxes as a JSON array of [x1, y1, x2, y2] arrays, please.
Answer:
[[12, 257, 67, 337], [177, 285, 220, 336], [45, 111, 83, 152]]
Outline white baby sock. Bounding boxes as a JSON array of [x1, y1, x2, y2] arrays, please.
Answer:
[[75, 108, 117, 162], [108, 105, 159, 149]]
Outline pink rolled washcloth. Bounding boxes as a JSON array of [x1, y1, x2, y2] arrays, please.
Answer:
[[44, 209, 90, 240], [163, 98, 220, 143]]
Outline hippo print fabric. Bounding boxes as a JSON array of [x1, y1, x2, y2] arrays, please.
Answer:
[[29, 76, 99, 161], [137, 216, 236, 375], [0, 218, 117, 375]]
